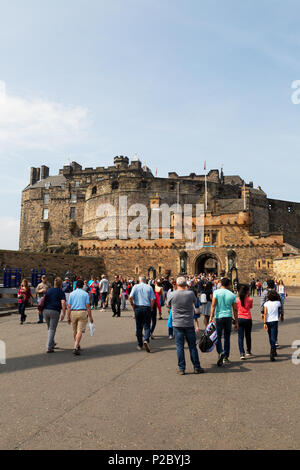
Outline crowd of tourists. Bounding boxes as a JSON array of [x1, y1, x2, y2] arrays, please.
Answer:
[[16, 272, 286, 370]]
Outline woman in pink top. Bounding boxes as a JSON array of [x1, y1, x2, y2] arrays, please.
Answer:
[[236, 285, 253, 360]]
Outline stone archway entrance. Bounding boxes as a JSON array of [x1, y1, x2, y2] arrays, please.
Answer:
[[195, 253, 219, 275]]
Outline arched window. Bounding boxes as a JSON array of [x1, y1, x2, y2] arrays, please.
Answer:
[[92, 186, 97, 195]]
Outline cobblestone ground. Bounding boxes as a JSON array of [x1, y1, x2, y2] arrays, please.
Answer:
[[0, 297, 299, 450]]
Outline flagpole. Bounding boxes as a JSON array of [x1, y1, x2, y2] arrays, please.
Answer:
[[244, 181, 246, 211], [204, 161, 207, 211]]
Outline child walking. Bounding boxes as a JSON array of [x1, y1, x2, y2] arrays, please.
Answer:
[[263, 290, 284, 361]]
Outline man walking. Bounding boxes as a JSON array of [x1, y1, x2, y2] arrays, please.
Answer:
[[110, 275, 122, 317], [67, 279, 94, 355], [62, 277, 72, 305], [36, 274, 50, 323], [99, 274, 109, 310], [129, 276, 156, 352], [209, 277, 238, 366], [167, 277, 204, 375]]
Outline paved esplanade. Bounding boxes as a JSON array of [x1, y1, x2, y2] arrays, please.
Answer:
[[0, 297, 299, 450]]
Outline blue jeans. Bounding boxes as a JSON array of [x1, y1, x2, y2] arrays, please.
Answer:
[[37, 296, 44, 322], [238, 318, 252, 354], [267, 321, 278, 350], [173, 327, 201, 371], [216, 317, 232, 358], [135, 306, 151, 347]]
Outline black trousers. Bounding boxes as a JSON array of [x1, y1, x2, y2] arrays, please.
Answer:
[[111, 296, 121, 316], [150, 305, 157, 335]]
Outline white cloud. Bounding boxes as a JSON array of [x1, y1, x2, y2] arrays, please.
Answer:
[[0, 217, 20, 250], [0, 81, 89, 150]]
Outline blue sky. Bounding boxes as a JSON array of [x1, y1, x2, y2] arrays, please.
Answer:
[[1, 0, 300, 249]]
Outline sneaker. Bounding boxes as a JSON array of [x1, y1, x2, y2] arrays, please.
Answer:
[[37, 320, 43, 324], [143, 341, 151, 353], [240, 354, 246, 360], [169, 335, 173, 340], [46, 349, 54, 354], [194, 368, 205, 374], [245, 352, 253, 357], [177, 370, 185, 375], [150, 334, 155, 340], [217, 352, 225, 367], [136, 346, 142, 351], [275, 342, 279, 349], [73, 348, 80, 356], [223, 357, 231, 364]]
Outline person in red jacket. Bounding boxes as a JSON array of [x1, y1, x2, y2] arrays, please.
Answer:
[[17, 279, 33, 325]]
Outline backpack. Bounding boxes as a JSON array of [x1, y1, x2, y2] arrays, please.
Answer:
[[200, 293, 207, 304], [199, 322, 217, 353]]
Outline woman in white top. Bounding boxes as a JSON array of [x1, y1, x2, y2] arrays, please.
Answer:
[[263, 290, 284, 361], [277, 280, 285, 304]]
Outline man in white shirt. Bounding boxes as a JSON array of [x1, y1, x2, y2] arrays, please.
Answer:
[[99, 274, 109, 310]]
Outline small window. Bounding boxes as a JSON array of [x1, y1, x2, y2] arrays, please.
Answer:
[[43, 209, 49, 220], [44, 193, 49, 205], [169, 183, 175, 191], [70, 207, 76, 219], [70, 194, 77, 203], [75, 181, 80, 188], [78, 229, 82, 237], [268, 204, 272, 210], [61, 183, 65, 189], [45, 182, 51, 189], [258, 261, 261, 268], [288, 206, 292, 213], [111, 181, 119, 190], [135, 266, 139, 274], [92, 186, 97, 195], [212, 233, 217, 245]]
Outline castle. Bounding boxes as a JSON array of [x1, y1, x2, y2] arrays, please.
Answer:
[[19, 156, 300, 282]]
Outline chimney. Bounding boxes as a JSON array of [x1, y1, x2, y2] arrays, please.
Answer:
[[41, 165, 50, 180], [30, 167, 40, 186]]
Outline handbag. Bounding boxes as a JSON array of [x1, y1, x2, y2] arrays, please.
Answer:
[[38, 295, 46, 314]]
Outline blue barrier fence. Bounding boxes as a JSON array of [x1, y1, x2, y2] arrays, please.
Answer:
[[2, 268, 46, 288]]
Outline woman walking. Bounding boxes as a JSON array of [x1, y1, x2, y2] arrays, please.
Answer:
[[17, 279, 33, 325], [154, 280, 163, 320], [202, 282, 213, 328], [236, 285, 253, 360], [277, 280, 286, 304], [43, 277, 66, 353]]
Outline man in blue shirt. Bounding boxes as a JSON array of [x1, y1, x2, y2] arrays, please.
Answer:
[[209, 277, 238, 366], [130, 276, 156, 352], [67, 279, 94, 355]]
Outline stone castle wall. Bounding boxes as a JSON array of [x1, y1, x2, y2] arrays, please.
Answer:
[[273, 256, 300, 295]]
